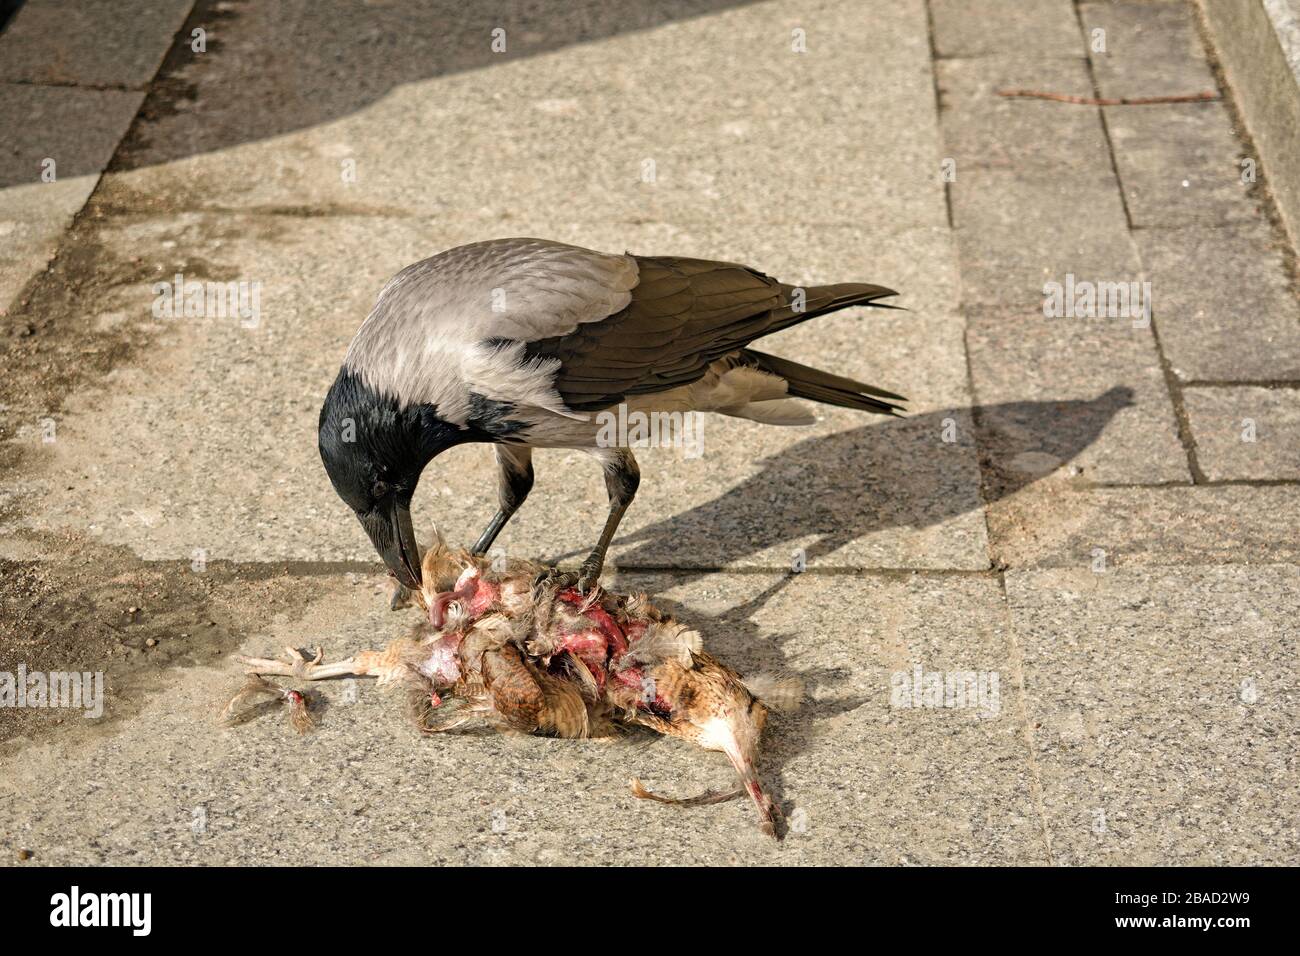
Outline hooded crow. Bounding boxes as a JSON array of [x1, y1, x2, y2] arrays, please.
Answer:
[[319, 237, 903, 596]]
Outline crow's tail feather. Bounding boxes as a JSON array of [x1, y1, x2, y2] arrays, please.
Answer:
[[742, 348, 906, 417]]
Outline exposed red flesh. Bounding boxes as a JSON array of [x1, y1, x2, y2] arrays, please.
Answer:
[[428, 570, 500, 628], [557, 589, 628, 657]]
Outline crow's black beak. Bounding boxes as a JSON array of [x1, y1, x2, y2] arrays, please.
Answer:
[[363, 498, 422, 590]]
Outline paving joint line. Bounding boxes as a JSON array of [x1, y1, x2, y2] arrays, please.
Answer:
[[928, 51, 1089, 63], [1091, 477, 1300, 488], [0, 552, 1004, 579], [1181, 379, 1300, 389], [922, 0, 955, 232], [923, 0, 1002, 575], [1147, 308, 1210, 484], [75, 201, 954, 234], [995, 568, 1056, 865], [1069, 0, 1207, 484]]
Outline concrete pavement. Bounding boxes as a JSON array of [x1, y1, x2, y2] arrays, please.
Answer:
[[0, 0, 1296, 864]]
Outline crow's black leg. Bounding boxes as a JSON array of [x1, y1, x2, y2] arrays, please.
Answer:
[[576, 448, 640, 592], [471, 444, 534, 556]]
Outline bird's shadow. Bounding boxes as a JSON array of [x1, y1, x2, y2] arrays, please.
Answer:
[[588, 387, 1135, 591], [604, 387, 1133, 829]]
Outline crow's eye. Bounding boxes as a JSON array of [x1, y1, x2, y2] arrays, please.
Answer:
[[372, 480, 390, 499]]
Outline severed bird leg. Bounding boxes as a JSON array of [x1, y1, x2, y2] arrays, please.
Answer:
[[220, 674, 317, 734], [237, 645, 368, 681], [630, 778, 746, 807]]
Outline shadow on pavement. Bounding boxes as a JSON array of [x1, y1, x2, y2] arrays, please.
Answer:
[[608, 386, 1133, 826], [610, 386, 1134, 577], [4, 0, 763, 189]]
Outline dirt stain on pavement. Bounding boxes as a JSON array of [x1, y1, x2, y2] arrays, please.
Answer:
[[0, 530, 368, 755], [0, 102, 357, 758]]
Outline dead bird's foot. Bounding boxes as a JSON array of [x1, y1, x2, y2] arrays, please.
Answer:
[[629, 777, 783, 840], [221, 674, 317, 734], [238, 645, 321, 677], [235, 647, 358, 686], [629, 777, 745, 808]]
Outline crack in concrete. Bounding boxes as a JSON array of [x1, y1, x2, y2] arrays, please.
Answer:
[[1, 77, 141, 93]]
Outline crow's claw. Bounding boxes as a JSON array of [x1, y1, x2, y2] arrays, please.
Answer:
[[531, 567, 580, 603], [575, 557, 606, 595]]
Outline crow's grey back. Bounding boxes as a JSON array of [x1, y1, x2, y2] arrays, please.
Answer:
[[342, 238, 638, 420]]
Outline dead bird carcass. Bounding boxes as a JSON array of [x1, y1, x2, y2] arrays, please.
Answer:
[[224, 541, 802, 838]]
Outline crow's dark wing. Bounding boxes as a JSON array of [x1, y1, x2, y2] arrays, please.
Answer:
[[524, 255, 897, 410]]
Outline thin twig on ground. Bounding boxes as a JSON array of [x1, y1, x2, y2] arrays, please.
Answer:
[[995, 88, 1219, 106]]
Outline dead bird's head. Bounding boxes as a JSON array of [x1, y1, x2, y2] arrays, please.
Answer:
[[418, 537, 503, 630], [417, 530, 466, 596]]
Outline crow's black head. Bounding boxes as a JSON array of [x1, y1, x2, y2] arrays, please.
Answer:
[[318, 368, 464, 588]]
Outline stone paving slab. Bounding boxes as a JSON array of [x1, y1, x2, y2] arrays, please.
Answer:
[[1080, 1, 1217, 100], [1105, 101, 1263, 228], [107, 0, 944, 230], [0, 0, 193, 90], [0, 83, 144, 199], [0, 213, 987, 571], [0, 570, 1047, 865], [1184, 386, 1300, 480], [930, 0, 1082, 59], [988, 483, 1300, 568], [1136, 221, 1300, 382], [0, 83, 143, 308], [936, 56, 1111, 177], [966, 308, 1189, 485], [937, 57, 1143, 311], [949, 171, 1142, 311], [1007, 564, 1299, 864]]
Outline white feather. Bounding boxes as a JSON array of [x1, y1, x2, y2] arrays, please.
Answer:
[[721, 398, 816, 426]]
